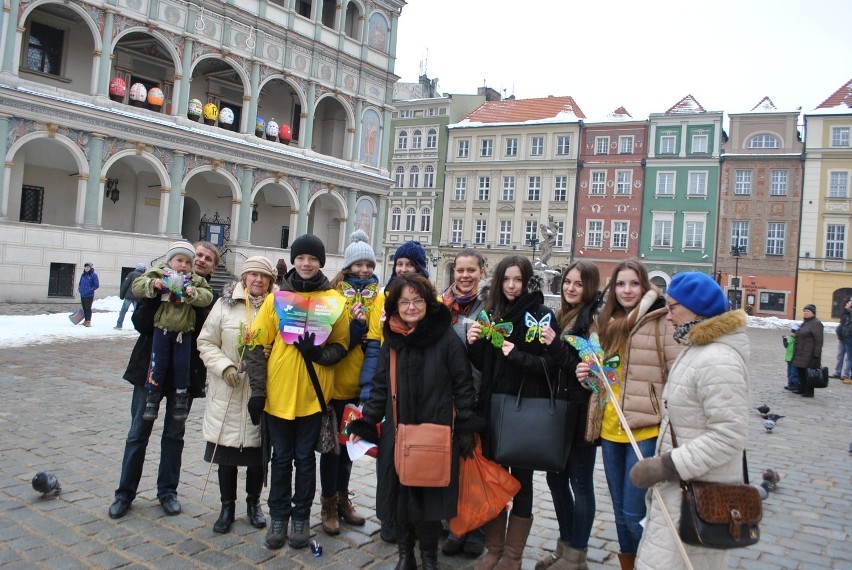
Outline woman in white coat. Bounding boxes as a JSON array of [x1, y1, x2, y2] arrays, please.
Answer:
[[629, 272, 750, 570], [198, 256, 277, 534]]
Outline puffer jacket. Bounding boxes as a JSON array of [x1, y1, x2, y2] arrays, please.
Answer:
[[78, 267, 99, 297], [197, 281, 266, 450], [635, 310, 750, 570]]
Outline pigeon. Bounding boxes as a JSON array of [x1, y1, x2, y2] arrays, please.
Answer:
[[754, 483, 769, 500], [762, 469, 780, 491], [756, 404, 770, 415], [31, 472, 61, 498], [761, 413, 785, 422], [763, 419, 776, 433]]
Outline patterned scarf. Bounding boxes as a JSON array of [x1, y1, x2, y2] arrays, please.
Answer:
[[388, 314, 414, 336], [441, 282, 479, 324], [673, 318, 704, 345]]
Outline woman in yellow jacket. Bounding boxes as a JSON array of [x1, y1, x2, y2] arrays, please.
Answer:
[[244, 234, 349, 551]]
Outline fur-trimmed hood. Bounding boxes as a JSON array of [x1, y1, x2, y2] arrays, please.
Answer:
[[686, 309, 748, 346]]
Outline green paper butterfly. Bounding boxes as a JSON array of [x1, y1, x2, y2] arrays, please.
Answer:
[[476, 309, 514, 348], [237, 322, 260, 358]]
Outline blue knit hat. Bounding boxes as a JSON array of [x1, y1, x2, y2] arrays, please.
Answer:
[[667, 272, 728, 318], [393, 240, 429, 278]]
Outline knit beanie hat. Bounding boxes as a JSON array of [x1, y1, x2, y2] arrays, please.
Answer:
[[290, 233, 326, 267], [166, 240, 195, 262], [667, 272, 728, 318], [135, 263, 146, 272], [393, 240, 429, 278], [241, 256, 277, 280], [342, 230, 376, 269], [804, 303, 817, 314]]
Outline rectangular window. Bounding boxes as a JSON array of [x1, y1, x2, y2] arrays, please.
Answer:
[[450, 219, 463, 243], [499, 220, 512, 246], [48, 262, 75, 297], [525, 220, 537, 246], [595, 137, 609, 155], [20, 185, 44, 223], [657, 172, 675, 195], [555, 221, 565, 248], [477, 176, 490, 201], [25, 21, 65, 76], [731, 221, 749, 254], [505, 138, 518, 157], [556, 136, 571, 155], [586, 220, 603, 248], [457, 139, 469, 158], [734, 170, 752, 195], [619, 136, 634, 154], [474, 219, 487, 244], [611, 221, 628, 249], [501, 176, 515, 201], [759, 292, 787, 313], [691, 134, 708, 153], [832, 127, 850, 147], [829, 171, 849, 198], [660, 135, 676, 154], [683, 218, 705, 249], [652, 216, 674, 247], [770, 170, 788, 196], [554, 176, 568, 201], [398, 109, 410, 118], [688, 171, 708, 196], [616, 171, 632, 195], [590, 171, 606, 194], [454, 177, 466, 200], [530, 136, 544, 156], [480, 139, 493, 158], [527, 176, 541, 201], [826, 224, 846, 258], [766, 222, 786, 255]]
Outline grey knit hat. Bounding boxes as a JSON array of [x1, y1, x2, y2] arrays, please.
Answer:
[[342, 230, 376, 269]]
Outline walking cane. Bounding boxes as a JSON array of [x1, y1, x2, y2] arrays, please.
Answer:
[[201, 386, 235, 502]]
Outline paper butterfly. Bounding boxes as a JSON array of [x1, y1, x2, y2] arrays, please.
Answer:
[[476, 310, 514, 347], [565, 332, 620, 386], [237, 322, 260, 357], [340, 282, 379, 312], [162, 270, 191, 303], [524, 312, 552, 343]]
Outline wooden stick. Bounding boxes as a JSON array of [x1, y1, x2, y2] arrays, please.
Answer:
[[201, 386, 235, 502]]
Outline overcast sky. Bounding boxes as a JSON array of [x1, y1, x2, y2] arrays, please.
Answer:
[[394, 0, 852, 120]]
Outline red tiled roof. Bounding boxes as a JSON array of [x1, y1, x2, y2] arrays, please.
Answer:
[[461, 96, 585, 123], [751, 96, 777, 111], [816, 79, 852, 109], [611, 106, 632, 118], [666, 94, 705, 114]]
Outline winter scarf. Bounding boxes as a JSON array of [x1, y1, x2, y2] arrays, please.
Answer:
[[442, 282, 480, 324]]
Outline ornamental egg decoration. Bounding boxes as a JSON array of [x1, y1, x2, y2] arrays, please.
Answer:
[[219, 107, 235, 125], [147, 87, 164, 106], [203, 102, 219, 121], [279, 124, 293, 143], [109, 77, 127, 97], [188, 99, 203, 117], [266, 118, 279, 137], [129, 83, 147, 102]]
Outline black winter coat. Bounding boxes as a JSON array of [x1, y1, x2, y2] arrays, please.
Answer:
[[792, 315, 823, 369], [359, 304, 479, 524], [119, 269, 143, 301], [123, 275, 218, 398]]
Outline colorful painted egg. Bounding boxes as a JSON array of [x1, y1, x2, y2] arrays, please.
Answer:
[[109, 77, 126, 98], [279, 124, 293, 143], [255, 117, 265, 137], [219, 107, 234, 125], [266, 118, 279, 138], [129, 82, 147, 102], [147, 87, 164, 106], [188, 99, 203, 117], [203, 102, 219, 121]]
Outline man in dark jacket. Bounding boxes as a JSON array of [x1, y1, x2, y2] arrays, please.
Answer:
[[792, 303, 824, 398], [115, 263, 146, 330], [108, 241, 219, 519], [832, 298, 852, 381]]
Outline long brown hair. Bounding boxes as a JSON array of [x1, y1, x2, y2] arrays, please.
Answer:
[[484, 255, 533, 318], [557, 260, 600, 332], [596, 259, 654, 355]]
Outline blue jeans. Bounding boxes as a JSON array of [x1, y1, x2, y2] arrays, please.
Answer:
[[149, 329, 191, 391], [267, 412, 322, 521], [837, 338, 852, 377], [319, 399, 356, 497], [546, 443, 598, 549], [115, 384, 190, 502], [116, 299, 136, 327], [786, 362, 800, 390], [601, 437, 657, 554]]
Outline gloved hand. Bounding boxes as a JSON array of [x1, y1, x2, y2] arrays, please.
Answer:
[[247, 396, 265, 426], [222, 366, 240, 387], [629, 452, 678, 488], [263, 344, 273, 359], [458, 432, 475, 459], [347, 419, 380, 444], [294, 332, 323, 362]]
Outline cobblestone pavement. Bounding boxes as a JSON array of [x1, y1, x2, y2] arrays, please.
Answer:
[[0, 311, 850, 569]]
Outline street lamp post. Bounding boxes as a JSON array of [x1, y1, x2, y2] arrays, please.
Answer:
[[528, 237, 539, 261], [731, 232, 744, 309]]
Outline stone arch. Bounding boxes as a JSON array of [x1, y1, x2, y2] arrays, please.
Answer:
[[20, 0, 102, 53], [187, 55, 251, 131], [256, 76, 307, 143], [6, 131, 88, 176], [343, 0, 365, 40], [306, 188, 348, 254], [112, 28, 182, 76], [250, 178, 299, 248], [313, 94, 353, 160], [182, 166, 242, 244], [188, 54, 251, 93], [101, 149, 170, 188], [648, 271, 671, 294], [100, 151, 170, 232]]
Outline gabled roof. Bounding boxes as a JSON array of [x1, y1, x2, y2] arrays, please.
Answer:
[[815, 79, 852, 109], [459, 96, 585, 125], [610, 106, 632, 118], [751, 97, 777, 112], [666, 95, 705, 114]]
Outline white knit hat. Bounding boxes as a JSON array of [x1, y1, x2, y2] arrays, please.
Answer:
[[166, 240, 195, 262], [342, 230, 376, 269]]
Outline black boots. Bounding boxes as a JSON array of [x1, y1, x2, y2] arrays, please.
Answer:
[[213, 501, 235, 533], [417, 521, 441, 570], [247, 495, 266, 528], [395, 527, 417, 570]]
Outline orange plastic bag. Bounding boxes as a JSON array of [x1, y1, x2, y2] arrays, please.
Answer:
[[449, 434, 521, 536]]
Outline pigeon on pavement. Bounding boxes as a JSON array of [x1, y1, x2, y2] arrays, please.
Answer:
[[31, 472, 61, 498], [761, 413, 785, 422], [763, 419, 776, 433], [762, 469, 780, 491], [756, 404, 770, 415]]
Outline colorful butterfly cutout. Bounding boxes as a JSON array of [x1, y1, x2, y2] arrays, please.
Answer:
[[524, 312, 552, 343], [237, 322, 260, 357], [340, 282, 379, 312], [565, 332, 620, 388], [476, 310, 514, 347]]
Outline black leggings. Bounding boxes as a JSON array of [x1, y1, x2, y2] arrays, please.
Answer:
[[80, 296, 94, 321], [217, 464, 264, 502], [508, 467, 534, 518]]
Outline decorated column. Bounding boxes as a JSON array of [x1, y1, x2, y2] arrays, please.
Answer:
[[96, 10, 116, 96], [344, 187, 357, 239], [0, 115, 9, 219], [165, 152, 185, 236], [83, 135, 105, 228], [177, 39, 194, 118], [352, 99, 363, 162], [303, 82, 316, 149], [297, 178, 311, 236], [237, 167, 254, 244], [2, 0, 21, 73]]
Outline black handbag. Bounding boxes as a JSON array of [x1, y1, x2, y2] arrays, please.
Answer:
[[806, 366, 829, 388], [488, 362, 575, 471]]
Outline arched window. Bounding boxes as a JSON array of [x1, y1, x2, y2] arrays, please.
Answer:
[[390, 207, 401, 231], [397, 130, 408, 150], [405, 207, 416, 231], [420, 206, 432, 232], [423, 165, 435, 188], [426, 128, 437, 149], [412, 129, 422, 149], [831, 288, 852, 318], [394, 166, 405, 187], [409, 165, 420, 188], [747, 134, 780, 149], [343, 2, 361, 39]]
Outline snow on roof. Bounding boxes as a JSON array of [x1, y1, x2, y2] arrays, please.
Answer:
[[450, 96, 585, 128], [666, 94, 706, 114], [814, 78, 852, 110]]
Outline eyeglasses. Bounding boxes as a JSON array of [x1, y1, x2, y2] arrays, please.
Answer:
[[666, 302, 682, 311], [398, 298, 425, 309]]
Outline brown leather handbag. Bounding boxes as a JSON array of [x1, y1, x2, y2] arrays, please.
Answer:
[[390, 349, 453, 487]]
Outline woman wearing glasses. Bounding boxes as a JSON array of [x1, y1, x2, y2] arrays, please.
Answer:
[[575, 259, 681, 570], [348, 274, 479, 570]]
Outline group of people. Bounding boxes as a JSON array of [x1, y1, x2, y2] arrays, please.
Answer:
[[106, 233, 755, 570]]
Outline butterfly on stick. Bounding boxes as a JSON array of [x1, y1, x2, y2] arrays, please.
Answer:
[[524, 312, 552, 343], [340, 282, 378, 312], [476, 310, 514, 348], [565, 332, 620, 387]]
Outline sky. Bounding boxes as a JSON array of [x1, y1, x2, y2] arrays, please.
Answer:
[[0, 296, 829, 348], [394, 0, 852, 120]]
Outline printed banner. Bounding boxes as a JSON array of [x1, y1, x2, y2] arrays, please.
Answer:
[[273, 290, 344, 345]]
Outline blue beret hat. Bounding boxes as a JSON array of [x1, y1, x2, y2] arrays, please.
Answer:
[[667, 272, 728, 318]]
